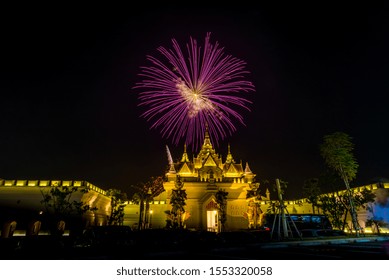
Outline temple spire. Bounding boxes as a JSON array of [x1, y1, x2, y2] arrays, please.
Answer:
[[225, 143, 234, 163], [244, 162, 253, 174], [202, 124, 212, 148], [181, 144, 190, 162]]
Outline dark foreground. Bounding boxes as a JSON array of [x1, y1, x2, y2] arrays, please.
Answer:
[[1, 229, 388, 260]]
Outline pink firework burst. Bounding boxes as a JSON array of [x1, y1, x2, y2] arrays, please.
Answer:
[[133, 32, 255, 149]]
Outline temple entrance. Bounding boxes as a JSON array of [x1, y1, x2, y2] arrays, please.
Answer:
[[207, 210, 218, 232]]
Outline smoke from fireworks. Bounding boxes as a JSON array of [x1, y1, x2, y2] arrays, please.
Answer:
[[133, 32, 255, 149]]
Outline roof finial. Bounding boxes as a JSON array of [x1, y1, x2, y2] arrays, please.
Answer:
[[202, 123, 212, 148], [226, 143, 234, 163], [181, 143, 190, 162], [245, 162, 253, 174]]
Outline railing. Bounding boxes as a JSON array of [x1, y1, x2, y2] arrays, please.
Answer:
[[0, 179, 107, 195]]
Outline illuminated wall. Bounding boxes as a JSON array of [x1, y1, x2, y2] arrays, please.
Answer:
[[1, 177, 387, 234], [0, 179, 111, 235]]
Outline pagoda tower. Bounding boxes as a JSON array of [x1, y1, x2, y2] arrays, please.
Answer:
[[162, 129, 261, 231]]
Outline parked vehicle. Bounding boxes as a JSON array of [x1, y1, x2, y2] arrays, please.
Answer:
[[299, 229, 347, 237], [260, 213, 333, 238]]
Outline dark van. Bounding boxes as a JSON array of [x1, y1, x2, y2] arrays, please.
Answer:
[[261, 213, 336, 238]]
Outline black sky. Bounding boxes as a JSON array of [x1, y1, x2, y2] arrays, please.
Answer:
[[1, 4, 388, 198]]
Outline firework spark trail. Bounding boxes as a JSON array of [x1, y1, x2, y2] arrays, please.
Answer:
[[134, 32, 255, 149], [166, 145, 174, 166]]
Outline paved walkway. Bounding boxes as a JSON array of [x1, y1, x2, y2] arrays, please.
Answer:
[[256, 235, 389, 249]]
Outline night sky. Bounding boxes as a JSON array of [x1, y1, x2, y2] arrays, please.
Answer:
[[1, 4, 388, 198]]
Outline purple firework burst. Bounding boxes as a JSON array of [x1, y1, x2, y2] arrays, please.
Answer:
[[133, 32, 255, 149]]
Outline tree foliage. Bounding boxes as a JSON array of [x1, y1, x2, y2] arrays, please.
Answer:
[[131, 176, 164, 230], [169, 176, 187, 229], [215, 188, 228, 232], [40, 184, 96, 235], [106, 188, 128, 226], [319, 192, 348, 230], [365, 188, 388, 235], [319, 188, 374, 230], [319, 132, 360, 235], [320, 132, 358, 183], [302, 178, 321, 214]]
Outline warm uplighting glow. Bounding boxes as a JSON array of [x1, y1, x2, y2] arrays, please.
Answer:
[[50, 180, 60, 186], [73, 181, 82, 187], [16, 180, 26, 186], [62, 181, 71, 186], [39, 181, 49, 186], [4, 180, 14, 186], [363, 227, 389, 234], [28, 181, 37, 186]]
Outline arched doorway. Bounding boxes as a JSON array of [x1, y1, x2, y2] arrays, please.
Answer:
[[205, 200, 219, 232], [27, 220, 42, 236], [1, 221, 17, 238]]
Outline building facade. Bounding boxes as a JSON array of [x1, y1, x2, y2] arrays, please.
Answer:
[[1, 132, 388, 236], [123, 131, 389, 233], [124, 130, 272, 231], [0, 179, 110, 237]]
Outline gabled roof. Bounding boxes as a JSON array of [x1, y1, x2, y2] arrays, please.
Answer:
[[227, 163, 238, 174], [178, 162, 193, 175], [223, 162, 244, 177], [204, 154, 217, 167], [168, 127, 255, 180], [244, 162, 253, 174]]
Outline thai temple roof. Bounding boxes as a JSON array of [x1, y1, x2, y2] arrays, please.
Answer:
[[167, 128, 256, 183]]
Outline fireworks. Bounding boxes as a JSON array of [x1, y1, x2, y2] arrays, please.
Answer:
[[133, 32, 255, 149]]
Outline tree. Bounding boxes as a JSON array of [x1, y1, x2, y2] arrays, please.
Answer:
[[318, 169, 344, 191], [215, 188, 228, 232], [40, 184, 96, 236], [106, 189, 128, 226], [366, 188, 387, 235], [353, 188, 375, 211], [319, 187, 375, 231], [170, 176, 187, 229], [302, 178, 321, 214], [320, 132, 360, 236], [319, 192, 348, 230], [131, 176, 164, 230]]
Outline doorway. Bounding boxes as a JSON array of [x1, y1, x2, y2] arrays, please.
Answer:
[[207, 210, 218, 232]]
